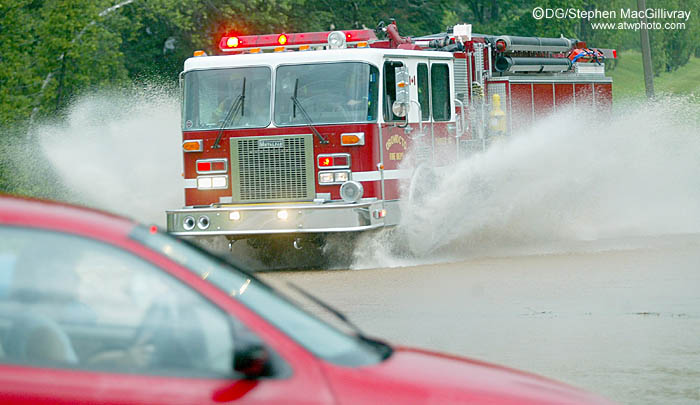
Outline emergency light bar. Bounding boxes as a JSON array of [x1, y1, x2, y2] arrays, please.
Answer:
[[219, 29, 377, 53]]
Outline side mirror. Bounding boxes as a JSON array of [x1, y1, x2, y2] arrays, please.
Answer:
[[233, 339, 270, 379], [393, 66, 410, 118]]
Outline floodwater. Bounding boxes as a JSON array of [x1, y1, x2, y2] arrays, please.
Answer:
[[263, 234, 700, 405], [255, 97, 700, 404]]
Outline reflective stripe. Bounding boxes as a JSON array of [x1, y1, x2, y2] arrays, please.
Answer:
[[352, 169, 410, 182]]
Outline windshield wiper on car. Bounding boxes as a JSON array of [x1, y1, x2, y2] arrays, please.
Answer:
[[285, 281, 393, 359], [290, 78, 329, 144], [213, 77, 246, 149]]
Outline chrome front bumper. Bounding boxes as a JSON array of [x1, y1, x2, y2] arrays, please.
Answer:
[[166, 199, 394, 236]]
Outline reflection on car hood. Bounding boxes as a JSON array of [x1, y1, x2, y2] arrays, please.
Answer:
[[322, 346, 616, 405]]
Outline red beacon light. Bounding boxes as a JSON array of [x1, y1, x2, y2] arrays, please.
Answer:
[[226, 36, 240, 48]]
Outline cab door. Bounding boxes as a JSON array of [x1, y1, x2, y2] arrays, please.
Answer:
[[428, 58, 459, 163], [380, 58, 429, 200]]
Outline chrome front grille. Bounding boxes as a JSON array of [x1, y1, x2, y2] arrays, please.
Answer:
[[230, 135, 314, 202]]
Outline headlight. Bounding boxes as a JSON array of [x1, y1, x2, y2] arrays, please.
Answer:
[[334, 172, 349, 182], [197, 177, 212, 189], [340, 181, 364, 203], [212, 176, 227, 188], [197, 175, 228, 189], [319, 171, 350, 184], [319, 172, 335, 184]]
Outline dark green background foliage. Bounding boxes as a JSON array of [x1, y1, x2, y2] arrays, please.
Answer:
[[0, 0, 698, 195], [1, 0, 698, 127]]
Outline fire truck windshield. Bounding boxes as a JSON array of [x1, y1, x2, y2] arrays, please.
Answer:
[[182, 66, 271, 130], [274, 62, 378, 126]]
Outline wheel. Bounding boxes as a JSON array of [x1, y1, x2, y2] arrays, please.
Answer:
[[320, 232, 359, 269], [246, 235, 329, 270]]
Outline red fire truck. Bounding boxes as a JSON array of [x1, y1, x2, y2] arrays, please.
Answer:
[[166, 21, 614, 256]]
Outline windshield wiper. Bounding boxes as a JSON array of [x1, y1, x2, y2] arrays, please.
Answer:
[[213, 77, 246, 149], [290, 78, 329, 144], [285, 281, 393, 359], [286, 282, 365, 339]]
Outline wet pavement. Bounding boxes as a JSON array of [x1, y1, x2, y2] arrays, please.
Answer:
[[262, 234, 700, 405]]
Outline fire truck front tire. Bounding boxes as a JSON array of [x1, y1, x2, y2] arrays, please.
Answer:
[[245, 235, 324, 269], [244, 233, 357, 270]]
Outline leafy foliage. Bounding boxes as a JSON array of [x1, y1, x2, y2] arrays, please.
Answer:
[[1, 0, 698, 130]]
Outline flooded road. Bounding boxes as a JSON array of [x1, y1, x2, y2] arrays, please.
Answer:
[[263, 234, 700, 405]]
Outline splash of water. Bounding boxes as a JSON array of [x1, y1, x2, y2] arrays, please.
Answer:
[[354, 96, 700, 268], [34, 84, 183, 226], [15, 88, 700, 270]]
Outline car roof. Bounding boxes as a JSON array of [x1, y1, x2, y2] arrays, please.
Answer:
[[0, 194, 136, 241]]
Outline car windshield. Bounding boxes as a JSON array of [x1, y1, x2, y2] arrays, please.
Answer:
[[182, 67, 271, 130], [274, 62, 379, 126], [130, 226, 389, 367]]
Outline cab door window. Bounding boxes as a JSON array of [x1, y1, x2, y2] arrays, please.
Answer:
[[417, 63, 430, 121], [383, 61, 404, 121], [0, 227, 242, 378], [431, 63, 451, 121]]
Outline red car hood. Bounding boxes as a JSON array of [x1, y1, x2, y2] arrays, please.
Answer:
[[321, 346, 615, 405]]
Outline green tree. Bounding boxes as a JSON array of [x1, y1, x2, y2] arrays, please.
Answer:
[[650, 0, 700, 74], [0, 0, 133, 128], [0, 0, 39, 126]]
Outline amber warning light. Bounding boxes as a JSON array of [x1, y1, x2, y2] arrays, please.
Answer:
[[182, 140, 203, 152], [340, 133, 365, 146]]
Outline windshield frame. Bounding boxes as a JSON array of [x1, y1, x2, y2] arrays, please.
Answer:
[[273, 61, 380, 127], [182, 66, 272, 132]]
